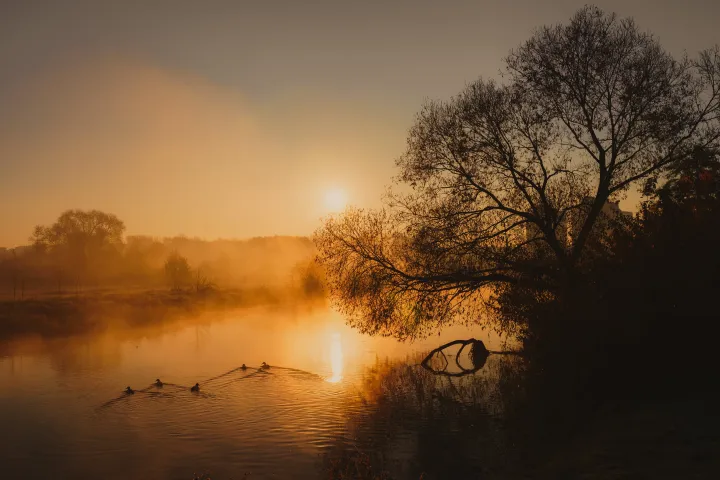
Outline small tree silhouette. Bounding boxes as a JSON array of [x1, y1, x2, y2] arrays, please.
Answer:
[[193, 267, 216, 293], [164, 252, 192, 291]]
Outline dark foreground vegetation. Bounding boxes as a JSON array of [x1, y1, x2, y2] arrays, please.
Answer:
[[322, 353, 719, 480], [316, 6, 720, 478]]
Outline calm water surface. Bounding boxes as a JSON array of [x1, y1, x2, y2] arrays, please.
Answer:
[[0, 306, 503, 479]]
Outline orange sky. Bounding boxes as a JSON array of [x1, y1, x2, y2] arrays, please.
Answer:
[[1, 0, 718, 247], [0, 58, 405, 245]]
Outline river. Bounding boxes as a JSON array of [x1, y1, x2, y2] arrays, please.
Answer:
[[0, 305, 506, 479]]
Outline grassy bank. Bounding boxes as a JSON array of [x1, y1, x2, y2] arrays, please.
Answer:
[[0, 287, 321, 341]]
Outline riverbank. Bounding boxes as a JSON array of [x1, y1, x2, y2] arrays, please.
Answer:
[[0, 287, 322, 341]]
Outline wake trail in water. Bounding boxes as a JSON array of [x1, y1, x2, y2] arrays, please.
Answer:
[[162, 382, 193, 390], [203, 366, 271, 386], [96, 364, 325, 410], [95, 388, 173, 411], [205, 369, 272, 390]]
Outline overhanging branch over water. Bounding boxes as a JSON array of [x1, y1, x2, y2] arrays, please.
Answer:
[[421, 339, 519, 377]]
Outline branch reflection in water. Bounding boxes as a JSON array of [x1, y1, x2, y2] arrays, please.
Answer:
[[420, 338, 521, 377]]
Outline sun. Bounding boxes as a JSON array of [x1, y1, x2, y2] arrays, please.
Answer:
[[323, 188, 348, 212]]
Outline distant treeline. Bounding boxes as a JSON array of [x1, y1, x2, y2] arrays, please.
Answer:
[[0, 210, 320, 298]]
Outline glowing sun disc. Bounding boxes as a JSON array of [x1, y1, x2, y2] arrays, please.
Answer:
[[324, 188, 347, 212]]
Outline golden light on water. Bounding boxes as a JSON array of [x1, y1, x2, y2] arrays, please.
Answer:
[[326, 332, 344, 383]]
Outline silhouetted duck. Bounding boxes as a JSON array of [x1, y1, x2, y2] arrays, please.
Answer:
[[125, 386, 134, 395], [155, 379, 163, 387], [190, 383, 200, 392], [241, 364, 247, 370], [261, 362, 270, 369]]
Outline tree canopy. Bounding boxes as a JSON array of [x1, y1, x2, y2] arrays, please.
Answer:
[[31, 209, 125, 252], [315, 6, 720, 339], [30, 209, 126, 284]]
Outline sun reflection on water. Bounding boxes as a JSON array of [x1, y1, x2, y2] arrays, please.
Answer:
[[326, 332, 343, 383]]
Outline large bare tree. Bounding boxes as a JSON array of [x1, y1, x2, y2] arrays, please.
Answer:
[[315, 7, 720, 339]]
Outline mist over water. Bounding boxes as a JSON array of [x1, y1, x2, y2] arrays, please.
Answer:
[[0, 305, 504, 479]]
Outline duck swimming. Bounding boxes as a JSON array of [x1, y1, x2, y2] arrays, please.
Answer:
[[241, 364, 247, 370], [155, 379, 163, 387], [190, 383, 200, 392], [125, 386, 134, 394], [261, 362, 270, 369]]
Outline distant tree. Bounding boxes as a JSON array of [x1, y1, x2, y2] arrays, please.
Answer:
[[30, 209, 125, 288], [315, 6, 720, 339], [164, 252, 192, 291], [31, 210, 125, 251]]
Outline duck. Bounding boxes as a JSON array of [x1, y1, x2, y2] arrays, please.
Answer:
[[190, 383, 200, 392], [155, 379, 163, 387], [125, 386, 135, 395], [241, 364, 247, 370], [261, 362, 270, 369]]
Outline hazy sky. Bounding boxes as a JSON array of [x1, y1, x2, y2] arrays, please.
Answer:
[[1, 0, 718, 247]]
